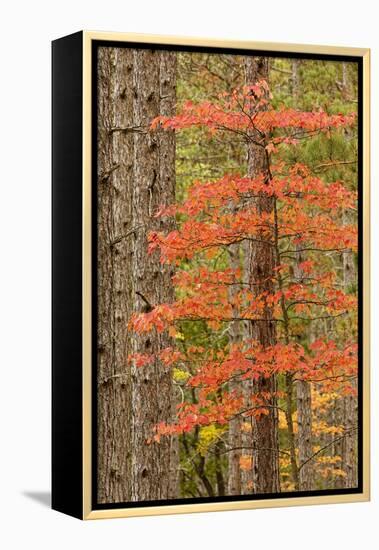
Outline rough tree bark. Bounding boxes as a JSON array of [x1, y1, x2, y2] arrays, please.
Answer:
[[97, 47, 178, 503], [130, 49, 178, 501], [245, 57, 280, 494], [97, 47, 134, 503]]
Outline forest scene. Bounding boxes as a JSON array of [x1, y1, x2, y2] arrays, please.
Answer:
[[96, 46, 359, 504]]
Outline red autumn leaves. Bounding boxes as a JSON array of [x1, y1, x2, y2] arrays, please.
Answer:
[[128, 80, 358, 441]]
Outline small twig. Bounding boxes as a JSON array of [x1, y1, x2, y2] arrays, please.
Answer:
[[98, 373, 127, 385], [99, 164, 120, 183], [109, 125, 147, 134], [314, 159, 357, 172], [217, 446, 291, 457], [110, 224, 144, 246], [298, 427, 358, 471], [271, 65, 293, 75]]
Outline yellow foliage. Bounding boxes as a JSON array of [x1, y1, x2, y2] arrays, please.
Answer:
[[197, 425, 226, 456], [281, 481, 296, 491], [313, 420, 344, 437], [279, 409, 298, 434], [317, 455, 342, 465], [173, 368, 190, 383], [311, 389, 340, 414], [319, 466, 347, 479]]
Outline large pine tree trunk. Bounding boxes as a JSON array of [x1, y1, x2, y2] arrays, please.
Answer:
[[97, 47, 134, 503], [130, 49, 178, 501], [245, 57, 280, 494], [97, 47, 178, 504]]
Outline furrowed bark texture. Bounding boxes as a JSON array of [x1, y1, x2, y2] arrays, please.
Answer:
[[130, 49, 178, 502], [97, 47, 178, 503], [97, 47, 134, 503], [245, 57, 280, 494]]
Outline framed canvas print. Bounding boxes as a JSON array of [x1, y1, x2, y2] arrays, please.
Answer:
[[52, 31, 370, 520]]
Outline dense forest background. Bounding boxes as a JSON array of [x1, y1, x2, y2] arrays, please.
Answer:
[[97, 47, 359, 504]]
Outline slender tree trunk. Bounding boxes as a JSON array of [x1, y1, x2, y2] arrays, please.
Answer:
[[341, 213, 358, 488], [227, 244, 243, 495], [343, 383, 358, 488], [130, 49, 178, 501], [245, 57, 280, 494], [332, 61, 357, 488], [340, 68, 358, 489], [297, 379, 313, 490], [215, 440, 226, 496], [97, 47, 135, 503], [291, 58, 300, 102], [290, 58, 313, 491], [241, 241, 255, 493]]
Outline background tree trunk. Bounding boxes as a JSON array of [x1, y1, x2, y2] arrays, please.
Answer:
[[227, 244, 243, 495], [291, 58, 313, 491], [130, 49, 178, 501], [297, 379, 313, 490], [341, 212, 358, 488], [245, 57, 280, 494]]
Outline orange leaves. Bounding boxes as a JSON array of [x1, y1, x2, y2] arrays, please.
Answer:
[[129, 304, 174, 333], [148, 211, 272, 264], [130, 266, 356, 336], [298, 260, 314, 274], [187, 341, 307, 395], [173, 266, 241, 290], [300, 340, 358, 393], [239, 455, 252, 471], [154, 171, 356, 226], [149, 84, 357, 273], [132, 80, 359, 448], [128, 352, 154, 368], [159, 347, 184, 366], [128, 348, 184, 368], [150, 206, 357, 266], [152, 392, 245, 437], [151, 82, 356, 138], [145, 338, 357, 440], [149, 170, 357, 266]]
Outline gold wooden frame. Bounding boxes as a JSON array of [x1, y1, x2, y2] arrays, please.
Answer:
[[82, 31, 370, 519]]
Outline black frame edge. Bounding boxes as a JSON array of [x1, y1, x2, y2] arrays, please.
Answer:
[[52, 30, 84, 520]]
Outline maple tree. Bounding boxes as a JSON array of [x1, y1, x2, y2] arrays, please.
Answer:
[[128, 78, 358, 494]]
